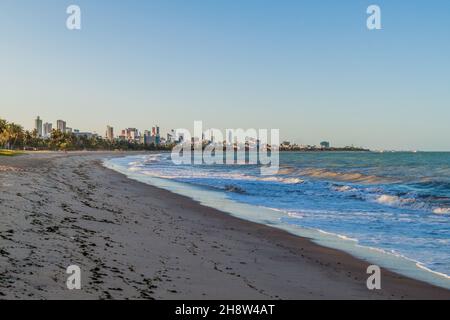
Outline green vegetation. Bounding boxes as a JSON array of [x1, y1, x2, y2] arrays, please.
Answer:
[[0, 149, 22, 156], [0, 117, 172, 152]]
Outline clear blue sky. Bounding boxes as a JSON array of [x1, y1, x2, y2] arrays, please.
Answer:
[[1, 0, 449, 150]]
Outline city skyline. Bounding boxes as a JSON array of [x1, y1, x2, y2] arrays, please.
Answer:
[[31, 115, 167, 142], [28, 114, 342, 152], [29, 115, 334, 149], [1, 1, 450, 150]]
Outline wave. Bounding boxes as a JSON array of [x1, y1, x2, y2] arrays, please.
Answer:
[[416, 263, 450, 280], [364, 194, 449, 215], [263, 206, 450, 282], [276, 167, 297, 175], [224, 185, 246, 194], [130, 155, 450, 217], [316, 228, 359, 242], [127, 157, 305, 186], [332, 185, 357, 192], [328, 182, 449, 215], [412, 180, 450, 191], [299, 168, 393, 184], [259, 176, 304, 184], [104, 155, 450, 289], [375, 194, 415, 206], [357, 244, 450, 281], [433, 207, 450, 215]]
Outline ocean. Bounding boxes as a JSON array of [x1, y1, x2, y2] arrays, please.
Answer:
[[105, 151, 450, 289]]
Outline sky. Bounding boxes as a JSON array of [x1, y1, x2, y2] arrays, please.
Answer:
[[1, 0, 449, 151]]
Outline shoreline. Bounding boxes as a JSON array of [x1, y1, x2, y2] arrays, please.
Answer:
[[104, 154, 450, 296], [1, 152, 449, 299], [106, 153, 450, 290]]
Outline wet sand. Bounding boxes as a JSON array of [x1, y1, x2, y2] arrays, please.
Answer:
[[0, 152, 449, 299]]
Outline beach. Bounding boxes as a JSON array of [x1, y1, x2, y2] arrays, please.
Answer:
[[0, 152, 449, 300]]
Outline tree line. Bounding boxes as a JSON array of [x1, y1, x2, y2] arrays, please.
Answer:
[[0, 118, 171, 151]]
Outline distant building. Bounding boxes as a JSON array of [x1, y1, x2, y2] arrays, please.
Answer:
[[57, 120, 67, 133], [106, 126, 114, 141], [167, 133, 173, 143], [152, 125, 161, 145], [166, 129, 177, 144], [120, 128, 140, 143], [152, 126, 160, 136], [74, 131, 97, 139], [43, 123, 52, 138], [143, 130, 151, 145], [35, 116, 43, 137], [66, 127, 73, 134], [320, 141, 330, 149], [143, 130, 156, 145]]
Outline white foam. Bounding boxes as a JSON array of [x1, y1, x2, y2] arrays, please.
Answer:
[[433, 207, 450, 215], [374, 194, 417, 206], [315, 229, 358, 242], [333, 185, 357, 192], [416, 263, 450, 280], [103, 155, 450, 290], [376, 194, 402, 205], [259, 177, 304, 184]]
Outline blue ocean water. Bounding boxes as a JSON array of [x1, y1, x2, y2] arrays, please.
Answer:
[[106, 152, 450, 286]]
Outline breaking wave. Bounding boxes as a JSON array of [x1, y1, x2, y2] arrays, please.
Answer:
[[105, 152, 450, 287]]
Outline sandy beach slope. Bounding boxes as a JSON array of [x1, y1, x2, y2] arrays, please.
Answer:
[[0, 152, 449, 299]]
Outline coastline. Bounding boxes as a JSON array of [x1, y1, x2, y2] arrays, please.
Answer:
[[105, 153, 450, 289], [1, 152, 449, 299]]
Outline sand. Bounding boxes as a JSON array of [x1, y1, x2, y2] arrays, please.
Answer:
[[0, 151, 449, 300]]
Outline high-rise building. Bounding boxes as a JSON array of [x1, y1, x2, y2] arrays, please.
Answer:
[[106, 126, 114, 141], [43, 123, 52, 138], [57, 120, 67, 133], [74, 131, 97, 139], [119, 128, 139, 142], [143, 130, 153, 145], [35, 116, 43, 137], [152, 125, 161, 145], [227, 130, 233, 145]]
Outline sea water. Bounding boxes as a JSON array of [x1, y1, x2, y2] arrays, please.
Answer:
[[104, 152, 450, 289]]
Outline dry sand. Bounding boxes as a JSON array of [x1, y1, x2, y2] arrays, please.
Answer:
[[0, 152, 449, 300]]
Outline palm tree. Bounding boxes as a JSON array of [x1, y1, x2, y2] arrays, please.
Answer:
[[4, 123, 24, 149], [0, 118, 11, 148], [23, 130, 33, 148], [0, 118, 6, 132]]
